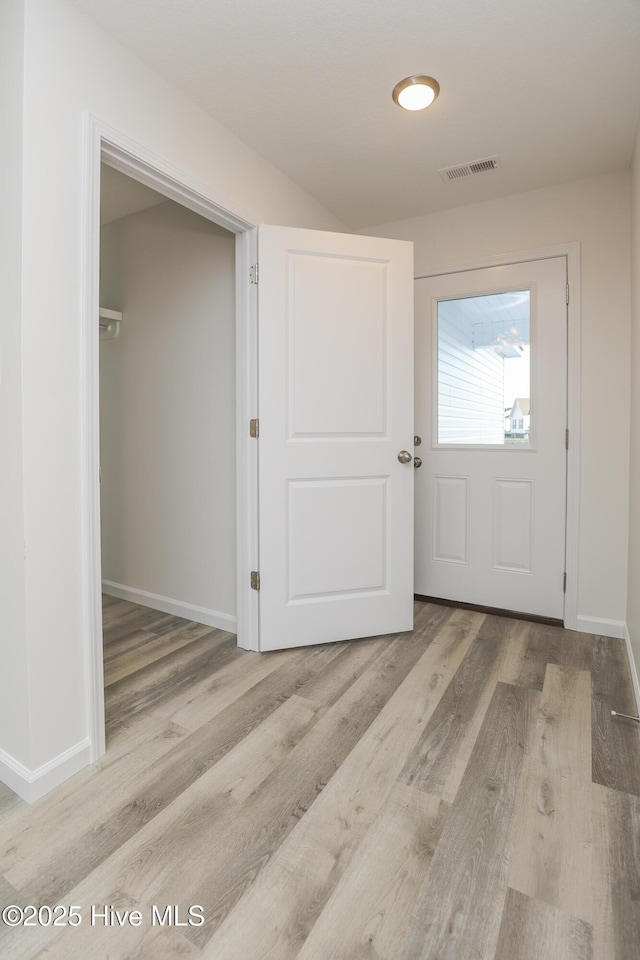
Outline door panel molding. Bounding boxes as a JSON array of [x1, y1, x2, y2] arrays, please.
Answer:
[[492, 478, 534, 574], [432, 475, 469, 564]]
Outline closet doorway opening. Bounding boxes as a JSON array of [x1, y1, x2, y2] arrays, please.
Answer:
[[98, 163, 238, 729]]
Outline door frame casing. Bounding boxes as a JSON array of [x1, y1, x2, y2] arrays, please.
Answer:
[[80, 115, 261, 762], [415, 243, 581, 631]]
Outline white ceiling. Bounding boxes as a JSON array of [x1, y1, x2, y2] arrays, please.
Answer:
[[73, 0, 640, 229]]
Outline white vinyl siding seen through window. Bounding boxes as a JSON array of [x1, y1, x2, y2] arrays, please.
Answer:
[[436, 300, 505, 444], [436, 291, 531, 446]]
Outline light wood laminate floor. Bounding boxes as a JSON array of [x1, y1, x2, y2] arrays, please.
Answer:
[[1, 597, 639, 959]]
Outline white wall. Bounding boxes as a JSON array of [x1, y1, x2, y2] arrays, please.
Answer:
[[99, 202, 237, 624], [0, 0, 30, 771], [2, 0, 347, 798], [362, 172, 632, 632], [626, 122, 640, 704]]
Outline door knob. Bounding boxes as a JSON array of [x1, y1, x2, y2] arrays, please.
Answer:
[[414, 435, 422, 446], [413, 456, 423, 468], [398, 450, 412, 463]]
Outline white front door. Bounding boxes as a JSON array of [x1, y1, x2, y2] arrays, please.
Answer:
[[414, 257, 567, 620], [257, 225, 414, 651]]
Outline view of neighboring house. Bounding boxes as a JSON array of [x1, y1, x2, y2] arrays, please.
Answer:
[[504, 406, 512, 434], [507, 397, 531, 437]]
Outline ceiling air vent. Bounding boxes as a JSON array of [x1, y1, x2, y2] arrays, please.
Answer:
[[439, 156, 501, 183]]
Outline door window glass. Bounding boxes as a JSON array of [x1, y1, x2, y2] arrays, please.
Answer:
[[436, 290, 530, 445]]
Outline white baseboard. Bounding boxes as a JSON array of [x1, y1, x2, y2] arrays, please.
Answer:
[[623, 624, 640, 715], [0, 739, 91, 805], [575, 615, 625, 639], [101, 581, 237, 632]]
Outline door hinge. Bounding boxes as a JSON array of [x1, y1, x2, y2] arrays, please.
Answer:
[[565, 428, 569, 450], [249, 263, 259, 284], [566, 283, 570, 305], [250, 418, 259, 438], [563, 572, 567, 593], [250, 570, 261, 591]]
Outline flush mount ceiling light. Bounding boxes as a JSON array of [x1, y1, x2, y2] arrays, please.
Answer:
[[392, 75, 440, 111]]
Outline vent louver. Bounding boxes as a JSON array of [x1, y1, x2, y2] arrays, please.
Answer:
[[439, 156, 501, 182]]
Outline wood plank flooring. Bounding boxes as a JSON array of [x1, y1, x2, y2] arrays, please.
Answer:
[[0, 596, 639, 959]]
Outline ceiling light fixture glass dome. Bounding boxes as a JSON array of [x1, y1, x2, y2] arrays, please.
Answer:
[[392, 75, 440, 111]]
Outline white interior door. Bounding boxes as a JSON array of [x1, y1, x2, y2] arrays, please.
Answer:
[[257, 225, 414, 651], [415, 257, 567, 620]]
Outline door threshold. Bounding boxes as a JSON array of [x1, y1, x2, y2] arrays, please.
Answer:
[[414, 594, 563, 628]]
